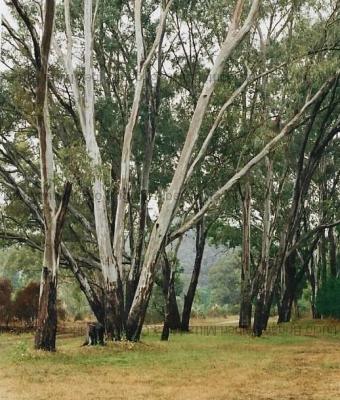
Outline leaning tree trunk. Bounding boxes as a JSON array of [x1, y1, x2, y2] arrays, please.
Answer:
[[126, 1, 260, 341], [239, 179, 252, 329]]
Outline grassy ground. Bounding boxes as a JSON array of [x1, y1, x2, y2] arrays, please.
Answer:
[[0, 319, 340, 400]]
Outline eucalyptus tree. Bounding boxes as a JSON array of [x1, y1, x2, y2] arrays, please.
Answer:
[[5, 0, 73, 351]]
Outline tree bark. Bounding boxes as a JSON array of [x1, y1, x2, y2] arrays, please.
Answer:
[[308, 256, 321, 319], [161, 252, 179, 340], [253, 156, 273, 336], [181, 220, 206, 332], [35, 268, 57, 350], [277, 252, 297, 323], [239, 179, 252, 329], [329, 227, 337, 278], [168, 279, 181, 330]]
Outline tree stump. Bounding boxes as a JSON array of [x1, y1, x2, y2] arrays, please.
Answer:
[[83, 322, 105, 346]]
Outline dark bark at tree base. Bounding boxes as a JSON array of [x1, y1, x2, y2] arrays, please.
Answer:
[[88, 298, 106, 327], [277, 301, 293, 323], [161, 322, 170, 341], [105, 284, 124, 341], [239, 295, 252, 329], [181, 221, 206, 332], [124, 278, 137, 323], [168, 276, 181, 331], [278, 252, 298, 324], [253, 291, 272, 337], [161, 253, 180, 340], [278, 282, 299, 323], [126, 282, 154, 341], [126, 309, 146, 342], [253, 300, 265, 337], [34, 267, 58, 351], [82, 323, 105, 346], [312, 304, 321, 319], [278, 283, 295, 324]]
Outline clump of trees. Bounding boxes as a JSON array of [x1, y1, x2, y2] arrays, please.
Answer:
[[0, 0, 339, 351]]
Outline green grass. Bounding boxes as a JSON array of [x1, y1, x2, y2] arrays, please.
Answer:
[[1, 319, 339, 368]]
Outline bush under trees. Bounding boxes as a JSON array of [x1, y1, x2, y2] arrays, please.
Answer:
[[13, 282, 40, 326], [316, 278, 340, 319], [0, 278, 69, 327], [0, 278, 13, 325]]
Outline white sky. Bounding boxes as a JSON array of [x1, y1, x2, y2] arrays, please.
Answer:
[[0, 0, 11, 60], [0, 0, 11, 20]]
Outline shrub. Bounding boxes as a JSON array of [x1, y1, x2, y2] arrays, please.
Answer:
[[316, 277, 340, 319], [13, 282, 40, 326], [0, 278, 13, 325]]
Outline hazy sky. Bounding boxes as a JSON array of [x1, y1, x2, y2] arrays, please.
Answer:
[[1, 0, 10, 19]]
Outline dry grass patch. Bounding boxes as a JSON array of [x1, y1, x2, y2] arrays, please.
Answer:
[[0, 319, 339, 400]]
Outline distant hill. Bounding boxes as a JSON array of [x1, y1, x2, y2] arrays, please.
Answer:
[[177, 230, 227, 290]]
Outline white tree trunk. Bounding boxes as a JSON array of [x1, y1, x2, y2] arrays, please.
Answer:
[[59, 0, 118, 286], [32, 0, 71, 351], [113, 0, 173, 278]]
